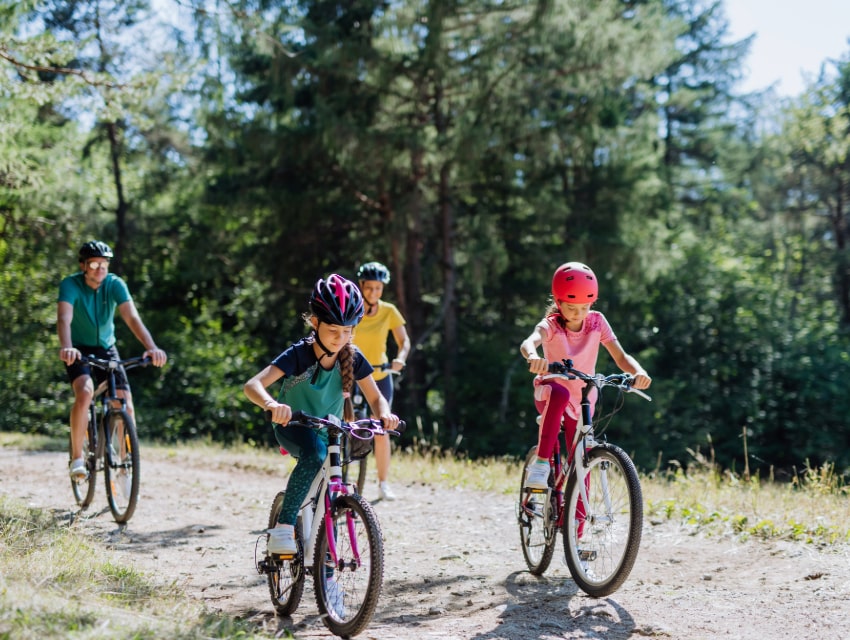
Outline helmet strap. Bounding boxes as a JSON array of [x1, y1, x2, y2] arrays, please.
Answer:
[[312, 325, 335, 359]]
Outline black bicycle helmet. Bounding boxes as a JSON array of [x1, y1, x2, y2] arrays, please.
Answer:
[[310, 274, 365, 326], [356, 261, 391, 284], [78, 240, 113, 261]]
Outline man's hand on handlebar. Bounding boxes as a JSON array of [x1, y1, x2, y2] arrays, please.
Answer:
[[59, 347, 80, 365]]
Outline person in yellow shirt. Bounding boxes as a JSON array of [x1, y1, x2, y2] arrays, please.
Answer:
[[353, 261, 411, 500]]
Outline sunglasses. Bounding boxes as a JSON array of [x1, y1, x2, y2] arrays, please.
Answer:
[[86, 261, 110, 270]]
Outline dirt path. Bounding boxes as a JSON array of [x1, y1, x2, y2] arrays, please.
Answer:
[[3, 446, 850, 639]]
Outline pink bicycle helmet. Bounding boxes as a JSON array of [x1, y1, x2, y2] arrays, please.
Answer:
[[551, 262, 598, 303], [309, 274, 365, 326]]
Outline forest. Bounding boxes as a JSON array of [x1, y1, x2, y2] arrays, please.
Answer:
[[2, 0, 850, 478]]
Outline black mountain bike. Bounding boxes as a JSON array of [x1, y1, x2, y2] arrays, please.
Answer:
[[70, 354, 150, 524]]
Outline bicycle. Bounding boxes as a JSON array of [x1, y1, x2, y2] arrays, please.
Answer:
[[70, 354, 151, 524], [255, 410, 405, 638], [517, 358, 650, 597], [343, 364, 401, 495]]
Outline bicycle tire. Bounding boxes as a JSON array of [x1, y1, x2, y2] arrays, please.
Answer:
[[266, 491, 305, 615], [518, 445, 557, 575], [313, 493, 384, 637], [562, 443, 642, 597], [104, 409, 140, 524], [70, 409, 98, 508]]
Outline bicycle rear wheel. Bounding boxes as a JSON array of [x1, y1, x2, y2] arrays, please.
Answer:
[[517, 446, 557, 575], [266, 491, 305, 615], [104, 409, 140, 524], [562, 443, 642, 597], [313, 493, 384, 637], [70, 410, 98, 509]]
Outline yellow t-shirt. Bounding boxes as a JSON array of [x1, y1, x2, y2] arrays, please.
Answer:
[[353, 300, 405, 381]]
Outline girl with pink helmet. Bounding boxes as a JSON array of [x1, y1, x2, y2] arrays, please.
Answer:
[[519, 262, 652, 489]]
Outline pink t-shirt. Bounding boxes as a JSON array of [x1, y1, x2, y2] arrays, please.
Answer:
[[535, 310, 618, 419]]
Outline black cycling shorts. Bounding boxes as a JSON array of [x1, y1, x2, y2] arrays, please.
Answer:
[[65, 344, 130, 391]]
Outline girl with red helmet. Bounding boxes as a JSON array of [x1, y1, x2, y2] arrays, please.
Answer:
[[519, 262, 651, 489], [243, 274, 400, 554]]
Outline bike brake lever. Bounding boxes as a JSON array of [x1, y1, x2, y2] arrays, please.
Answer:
[[627, 388, 652, 402]]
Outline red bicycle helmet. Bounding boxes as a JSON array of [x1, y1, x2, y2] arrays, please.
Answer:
[[309, 274, 365, 326], [551, 262, 598, 303]]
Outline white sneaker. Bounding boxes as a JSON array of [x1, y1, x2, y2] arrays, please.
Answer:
[[524, 461, 550, 489], [69, 458, 87, 480], [378, 481, 396, 501], [325, 578, 346, 618], [267, 524, 297, 555]]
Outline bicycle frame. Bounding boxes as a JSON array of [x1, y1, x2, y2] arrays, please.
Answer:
[[72, 355, 148, 523], [299, 427, 361, 566]]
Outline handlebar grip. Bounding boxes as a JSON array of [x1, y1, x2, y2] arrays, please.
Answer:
[[395, 420, 407, 435]]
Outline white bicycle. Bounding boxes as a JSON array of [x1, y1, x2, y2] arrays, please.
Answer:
[[255, 411, 404, 637]]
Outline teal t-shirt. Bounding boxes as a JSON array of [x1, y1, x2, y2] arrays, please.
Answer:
[[57, 272, 132, 348], [271, 337, 373, 419]]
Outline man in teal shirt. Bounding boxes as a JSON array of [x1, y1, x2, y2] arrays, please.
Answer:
[[57, 241, 167, 479]]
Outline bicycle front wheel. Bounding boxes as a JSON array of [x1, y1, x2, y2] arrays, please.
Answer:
[[563, 443, 642, 597], [517, 446, 557, 575], [266, 491, 305, 615], [313, 493, 384, 638], [103, 409, 140, 524], [70, 412, 98, 509]]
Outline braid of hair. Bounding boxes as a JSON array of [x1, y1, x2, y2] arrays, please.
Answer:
[[339, 343, 356, 422]]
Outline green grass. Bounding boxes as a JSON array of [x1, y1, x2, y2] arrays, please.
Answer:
[[2, 432, 849, 639], [0, 494, 278, 640]]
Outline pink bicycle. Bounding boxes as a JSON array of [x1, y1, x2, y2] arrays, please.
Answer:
[[255, 411, 404, 637]]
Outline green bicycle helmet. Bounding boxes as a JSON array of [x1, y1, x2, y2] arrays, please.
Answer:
[[356, 261, 391, 284]]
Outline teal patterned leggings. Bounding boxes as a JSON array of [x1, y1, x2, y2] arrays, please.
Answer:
[[273, 424, 328, 525]]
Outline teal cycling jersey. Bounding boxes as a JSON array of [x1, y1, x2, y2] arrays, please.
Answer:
[[57, 272, 132, 348]]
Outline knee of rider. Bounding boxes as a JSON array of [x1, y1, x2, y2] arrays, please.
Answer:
[[535, 383, 570, 406]]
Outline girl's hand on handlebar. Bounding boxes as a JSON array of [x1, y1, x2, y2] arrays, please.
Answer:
[[59, 347, 80, 365], [631, 371, 652, 390], [264, 401, 292, 426], [526, 355, 548, 375]]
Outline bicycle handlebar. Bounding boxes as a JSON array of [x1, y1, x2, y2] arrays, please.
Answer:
[[546, 359, 652, 402], [371, 362, 401, 375], [264, 410, 407, 438], [80, 354, 152, 371]]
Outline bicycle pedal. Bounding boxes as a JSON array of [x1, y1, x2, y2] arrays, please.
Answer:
[[578, 549, 597, 562], [524, 487, 547, 494]]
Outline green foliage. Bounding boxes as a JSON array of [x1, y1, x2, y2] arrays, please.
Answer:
[[2, 0, 850, 483]]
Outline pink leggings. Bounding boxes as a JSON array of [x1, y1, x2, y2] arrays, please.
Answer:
[[535, 379, 588, 537], [534, 379, 578, 459]]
